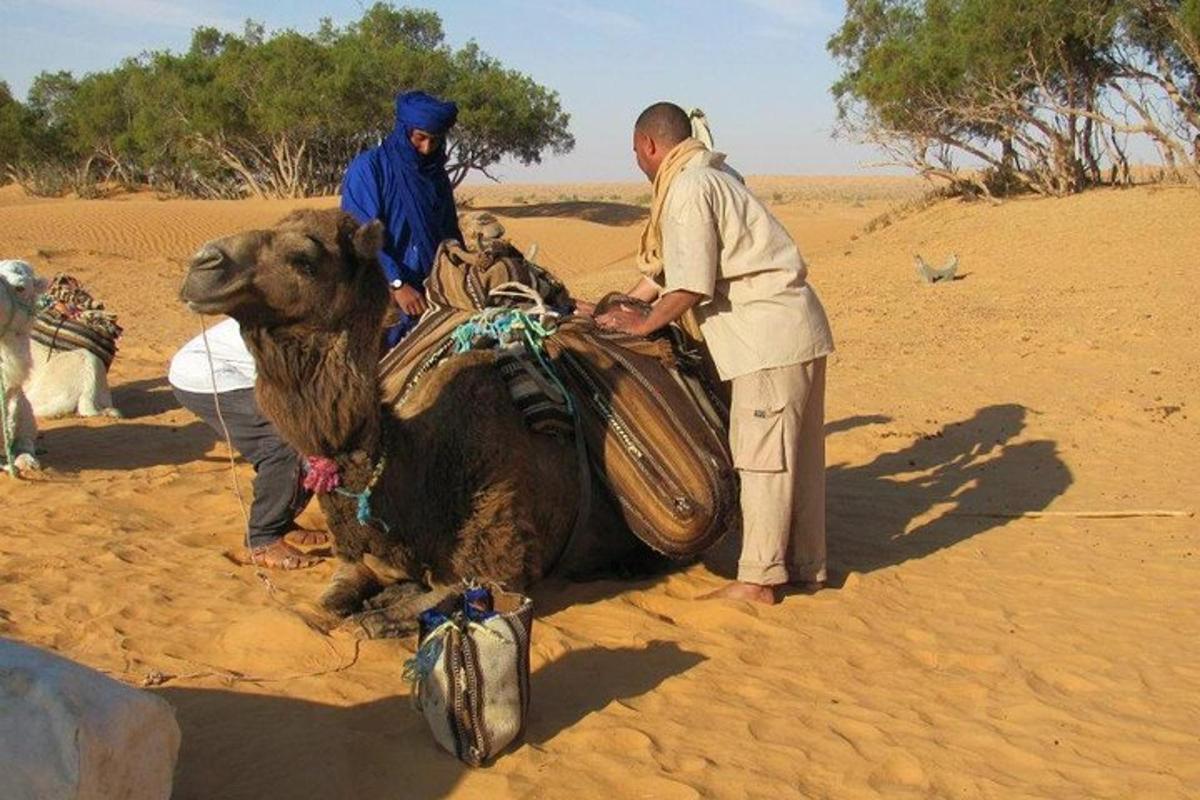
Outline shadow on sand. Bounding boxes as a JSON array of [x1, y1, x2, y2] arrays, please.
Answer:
[[158, 640, 703, 800], [112, 376, 180, 419], [479, 201, 648, 227], [705, 403, 1073, 581], [36, 419, 217, 473]]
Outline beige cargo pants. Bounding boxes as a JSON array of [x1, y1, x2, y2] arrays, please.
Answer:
[[729, 357, 827, 585]]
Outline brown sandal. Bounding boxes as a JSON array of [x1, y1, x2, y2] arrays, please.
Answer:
[[282, 528, 332, 554], [246, 539, 323, 570]]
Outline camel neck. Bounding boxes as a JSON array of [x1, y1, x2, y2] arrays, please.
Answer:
[[244, 325, 382, 458]]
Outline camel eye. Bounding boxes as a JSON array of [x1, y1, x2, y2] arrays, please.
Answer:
[[288, 253, 317, 275]]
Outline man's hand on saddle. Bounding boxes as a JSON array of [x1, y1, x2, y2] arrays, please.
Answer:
[[588, 292, 652, 334], [595, 305, 646, 334], [391, 284, 428, 316], [595, 288, 703, 338]]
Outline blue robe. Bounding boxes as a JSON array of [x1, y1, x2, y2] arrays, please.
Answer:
[[341, 91, 462, 346]]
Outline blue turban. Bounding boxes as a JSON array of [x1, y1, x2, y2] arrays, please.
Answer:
[[341, 91, 462, 346], [395, 90, 459, 135]]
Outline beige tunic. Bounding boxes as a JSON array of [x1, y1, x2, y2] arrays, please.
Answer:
[[659, 153, 834, 380]]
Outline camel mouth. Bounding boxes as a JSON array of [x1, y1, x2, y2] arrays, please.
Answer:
[[179, 272, 252, 315], [184, 298, 228, 315]]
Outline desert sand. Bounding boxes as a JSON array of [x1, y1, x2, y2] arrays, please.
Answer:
[[1, 177, 1197, 799]]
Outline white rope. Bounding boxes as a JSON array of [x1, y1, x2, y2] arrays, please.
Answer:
[[487, 281, 556, 325]]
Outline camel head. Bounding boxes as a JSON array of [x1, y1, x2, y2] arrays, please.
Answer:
[[0, 260, 48, 334], [180, 209, 386, 332]]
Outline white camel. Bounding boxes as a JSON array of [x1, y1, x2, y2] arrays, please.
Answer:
[[26, 340, 121, 419], [0, 259, 46, 473]]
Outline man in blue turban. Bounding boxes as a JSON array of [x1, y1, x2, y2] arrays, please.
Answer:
[[341, 90, 463, 347]]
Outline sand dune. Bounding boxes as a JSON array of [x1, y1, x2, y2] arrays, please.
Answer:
[[0, 178, 1197, 799]]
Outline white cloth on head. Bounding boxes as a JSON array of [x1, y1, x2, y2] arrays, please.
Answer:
[[168, 317, 257, 394]]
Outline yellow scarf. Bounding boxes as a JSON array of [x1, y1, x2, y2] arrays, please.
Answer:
[[636, 137, 711, 341], [637, 137, 709, 280]]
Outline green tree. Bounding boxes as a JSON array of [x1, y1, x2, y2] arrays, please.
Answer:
[[0, 3, 575, 198], [829, 0, 1198, 194], [0, 82, 31, 174]]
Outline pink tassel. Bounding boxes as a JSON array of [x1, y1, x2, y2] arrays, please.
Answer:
[[303, 455, 342, 494]]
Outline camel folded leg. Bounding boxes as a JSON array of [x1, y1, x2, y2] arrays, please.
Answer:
[[319, 560, 383, 617], [346, 583, 457, 639]]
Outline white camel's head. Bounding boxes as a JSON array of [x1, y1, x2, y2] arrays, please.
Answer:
[[0, 260, 46, 333]]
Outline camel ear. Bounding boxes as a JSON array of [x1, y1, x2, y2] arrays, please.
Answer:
[[352, 219, 384, 263]]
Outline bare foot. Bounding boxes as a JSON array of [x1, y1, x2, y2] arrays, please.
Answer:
[[246, 539, 322, 570], [698, 582, 778, 605], [283, 528, 332, 554]]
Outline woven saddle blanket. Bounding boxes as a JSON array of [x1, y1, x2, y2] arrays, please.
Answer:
[[32, 274, 122, 369]]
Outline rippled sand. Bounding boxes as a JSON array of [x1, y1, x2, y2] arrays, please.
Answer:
[[1, 180, 1197, 799]]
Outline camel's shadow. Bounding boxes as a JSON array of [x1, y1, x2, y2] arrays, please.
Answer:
[[35, 419, 218, 473], [158, 640, 703, 800], [112, 376, 180, 419], [33, 376, 224, 473], [704, 402, 1073, 581]]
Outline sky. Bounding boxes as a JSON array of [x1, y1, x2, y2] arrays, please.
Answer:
[[0, 0, 892, 183]]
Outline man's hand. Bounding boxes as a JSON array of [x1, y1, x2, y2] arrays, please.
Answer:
[[598, 289, 704, 338], [391, 284, 427, 316], [596, 306, 646, 334]]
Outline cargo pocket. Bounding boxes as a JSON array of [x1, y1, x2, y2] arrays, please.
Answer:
[[730, 370, 786, 472]]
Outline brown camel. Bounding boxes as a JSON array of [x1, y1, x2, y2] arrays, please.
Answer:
[[179, 208, 633, 637]]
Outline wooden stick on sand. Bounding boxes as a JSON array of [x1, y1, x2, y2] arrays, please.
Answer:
[[950, 509, 1193, 520]]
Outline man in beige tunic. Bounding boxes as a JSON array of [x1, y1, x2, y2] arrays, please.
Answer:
[[597, 102, 834, 605]]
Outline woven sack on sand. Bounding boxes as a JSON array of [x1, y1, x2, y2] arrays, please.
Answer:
[[406, 585, 533, 766]]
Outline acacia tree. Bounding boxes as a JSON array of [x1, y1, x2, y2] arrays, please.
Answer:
[[830, 0, 1199, 195], [1, 3, 574, 197]]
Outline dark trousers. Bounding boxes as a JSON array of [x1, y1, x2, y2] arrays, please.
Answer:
[[173, 387, 310, 548]]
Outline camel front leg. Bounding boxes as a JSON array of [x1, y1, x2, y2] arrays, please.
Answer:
[[319, 559, 383, 617], [9, 390, 41, 473], [346, 583, 457, 639]]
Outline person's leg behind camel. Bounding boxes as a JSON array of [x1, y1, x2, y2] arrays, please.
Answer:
[[172, 386, 326, 569]]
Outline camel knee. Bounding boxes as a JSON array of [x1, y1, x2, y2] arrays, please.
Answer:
[[346, 584, 456, 640], [319, 560, 382, 617]]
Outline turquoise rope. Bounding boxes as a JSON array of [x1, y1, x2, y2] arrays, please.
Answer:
[[334, 484, 390, 532], [0, 368, 14, 477], [450, 308, 575, 415]]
